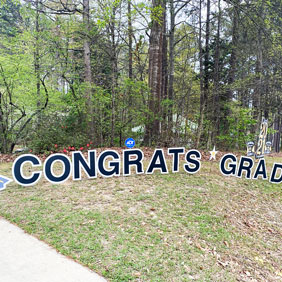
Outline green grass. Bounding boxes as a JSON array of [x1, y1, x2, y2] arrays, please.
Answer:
[[0, 157, 282, 281]]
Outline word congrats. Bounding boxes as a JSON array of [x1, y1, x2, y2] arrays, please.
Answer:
[[12, 148, 201, 187]]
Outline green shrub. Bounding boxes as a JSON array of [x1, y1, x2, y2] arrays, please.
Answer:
[[217, 103, 257, 150]]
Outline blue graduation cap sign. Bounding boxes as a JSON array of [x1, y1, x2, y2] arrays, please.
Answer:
[[0, 175, 12, 191]]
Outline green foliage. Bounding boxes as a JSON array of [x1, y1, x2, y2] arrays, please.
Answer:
[[0, 0, 281, 152], [150, 4, 164, 24], [0, 0, 21, 37], [113, 78, 149, 145], [217, 103, 257, 150], [27, 112, 89, 153]]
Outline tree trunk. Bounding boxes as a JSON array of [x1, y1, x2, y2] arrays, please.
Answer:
[[128, 0, 133, 80], [253, 26, 263, 134], [212, 0, 221, 143], [196, 0, 209, 148], [167, 0, 175, 141], [223, 0, 239, 134], [227, 1, 238, 101], [34, 0, 41, 126], [110, 6, 118, 146], [161, 2, 168, 142], [144, 0, 165, 145], [83, 0, 95, 141], [0, 92, 6, 153]]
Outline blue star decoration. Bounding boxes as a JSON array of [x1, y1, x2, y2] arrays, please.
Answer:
[[0, 175, 13, 191]]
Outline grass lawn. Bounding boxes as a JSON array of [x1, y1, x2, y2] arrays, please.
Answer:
[[0, 154, 282, 281]]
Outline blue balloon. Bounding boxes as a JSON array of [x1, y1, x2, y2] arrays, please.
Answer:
[[125, 138, 135, 148]]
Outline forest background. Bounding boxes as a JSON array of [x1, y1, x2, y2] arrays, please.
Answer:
[[0, 0, 282, 154]]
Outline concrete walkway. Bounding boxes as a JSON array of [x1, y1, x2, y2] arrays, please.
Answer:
[[0, 218, 107, 282]]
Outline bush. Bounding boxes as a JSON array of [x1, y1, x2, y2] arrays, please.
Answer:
[[217, 103, 257, 150], [27, 111, 90, 153]]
